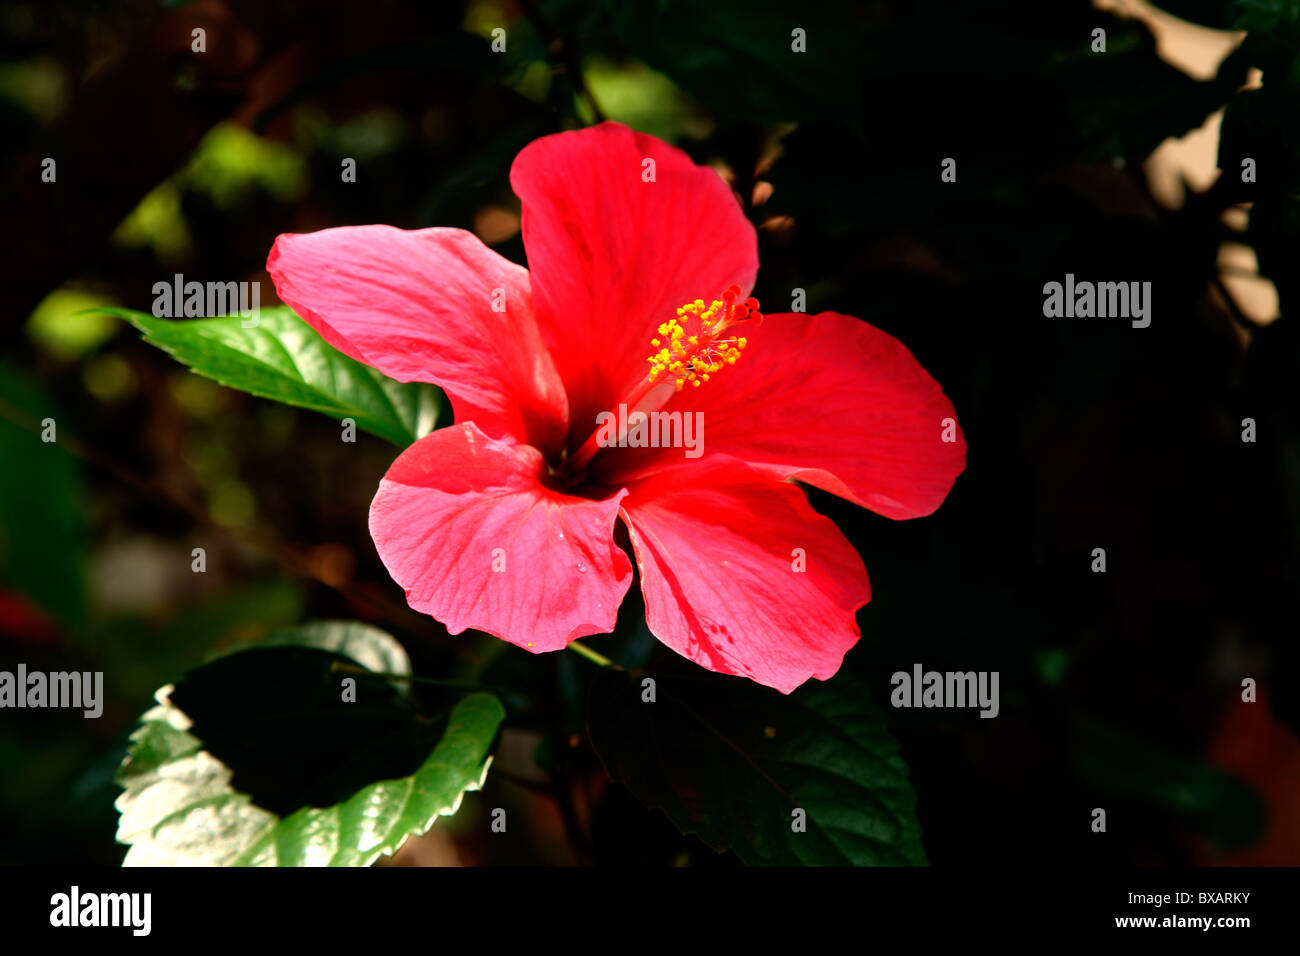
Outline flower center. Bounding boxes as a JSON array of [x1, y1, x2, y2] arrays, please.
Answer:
[[558, 285, 762, 485], [646, 284, 762, 391]]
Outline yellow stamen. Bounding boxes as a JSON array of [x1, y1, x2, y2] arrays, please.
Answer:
[[645, 285, 762, 391]]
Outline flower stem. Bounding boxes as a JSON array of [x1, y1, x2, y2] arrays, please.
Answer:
[[567, 640, 616, 668]]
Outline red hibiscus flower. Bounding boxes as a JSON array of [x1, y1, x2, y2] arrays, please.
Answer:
[[266, 121, 965, 693]]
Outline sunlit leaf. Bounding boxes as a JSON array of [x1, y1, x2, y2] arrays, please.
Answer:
[[260, 619, 412, 681], [101, 306, 441, 446], [115, 626, 503, 866]]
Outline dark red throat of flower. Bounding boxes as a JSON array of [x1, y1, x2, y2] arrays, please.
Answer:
[[563, 285, 762, 480]]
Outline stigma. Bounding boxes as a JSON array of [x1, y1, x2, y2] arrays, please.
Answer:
[[646, 284, 762, 391]]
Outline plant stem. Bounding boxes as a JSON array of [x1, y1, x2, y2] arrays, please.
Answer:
[[567, 640, 616, 668]]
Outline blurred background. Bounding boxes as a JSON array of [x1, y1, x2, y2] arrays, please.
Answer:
[[1, 0, 1298, 866]]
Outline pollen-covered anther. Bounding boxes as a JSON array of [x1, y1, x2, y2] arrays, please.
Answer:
[[646, 284, 762, 391]]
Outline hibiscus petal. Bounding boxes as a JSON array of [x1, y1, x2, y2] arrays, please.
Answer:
[[510, 121, 758, 443], [598, 311, 966, 520], [370, 422, 632, 651], [619, 457, 870, 694], [267, 225, 568, 451]]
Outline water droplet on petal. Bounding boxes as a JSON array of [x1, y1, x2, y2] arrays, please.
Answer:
[[575, 562, 586, 573]]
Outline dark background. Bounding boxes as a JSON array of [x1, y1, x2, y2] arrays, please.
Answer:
[[1, 0, 1297, 866]]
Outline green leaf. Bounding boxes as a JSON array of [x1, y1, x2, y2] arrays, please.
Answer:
[[0, 360, 86, 630], [259, 619, 412, 682], [114, 626, 504, 866], [588, 669, 925, 866], [233, 692, 503, 866], [100, 306, 441, 446]]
